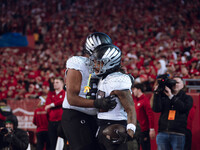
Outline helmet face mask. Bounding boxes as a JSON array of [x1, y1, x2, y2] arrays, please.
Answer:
[[85, 57, 95, 74], [84, 32, 112, 55], [92, 44, 121, 77], [93, 58, 109, 75]]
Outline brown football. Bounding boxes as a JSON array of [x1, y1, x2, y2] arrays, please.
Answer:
[[102, 124, 126, 140]]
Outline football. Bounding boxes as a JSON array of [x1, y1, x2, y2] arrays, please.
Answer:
[[102, 124, 126, 140]]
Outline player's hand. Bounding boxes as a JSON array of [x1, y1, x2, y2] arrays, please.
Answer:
[[127, 129, 134, 138], [94, 95, 117, 111]]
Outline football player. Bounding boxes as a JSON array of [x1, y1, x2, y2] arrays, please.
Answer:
[[92, 44, 137, 150], [61, 32, 117, 150]]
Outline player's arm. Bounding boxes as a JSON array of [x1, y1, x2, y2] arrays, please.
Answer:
[[111, 89, 137, 138], [66, 69, 95, 107], [66, 68, 117, 110]]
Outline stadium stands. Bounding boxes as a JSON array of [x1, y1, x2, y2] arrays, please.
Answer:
[[0, 0, 200, 100]]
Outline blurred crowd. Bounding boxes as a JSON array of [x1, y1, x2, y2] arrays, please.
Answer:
[[0, 0, 200, 100]]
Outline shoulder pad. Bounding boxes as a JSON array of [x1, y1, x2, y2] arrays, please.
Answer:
[[66, 56, 88, 71], [107, 72, 131, 83], [105, 72, 132, 90]]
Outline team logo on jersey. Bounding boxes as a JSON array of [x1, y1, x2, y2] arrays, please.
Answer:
[[60, 95, 62, 98], [137, 103, 141, 106]]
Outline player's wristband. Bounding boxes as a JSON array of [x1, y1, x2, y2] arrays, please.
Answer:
[[126, 123, 136, 133]]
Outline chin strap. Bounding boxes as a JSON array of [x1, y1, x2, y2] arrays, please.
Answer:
[[84, 73, 92, 93]]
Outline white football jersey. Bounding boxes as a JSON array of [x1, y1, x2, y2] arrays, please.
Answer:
[[97, 72, 132, 120], [62, 56, 97, 115]]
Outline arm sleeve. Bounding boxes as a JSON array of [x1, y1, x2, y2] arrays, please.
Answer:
[[45, 92, 52, 105], [11, 130, 29, 150], [0, 133, 4, 149], [172, 95, 193, 113], [144, 98, 154, 129], [53, 91, 65, 107], [152, 93, 163, 112], [45, 92, 51, 119]]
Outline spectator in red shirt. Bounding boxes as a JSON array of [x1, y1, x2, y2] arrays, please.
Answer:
[[181, 67, 190, 79], [0, 87, 7, 100], [189, 59, 199, 79], [45, 77, 65, 150], [132, 83, 155, 150], [33, 99, 50, 150]]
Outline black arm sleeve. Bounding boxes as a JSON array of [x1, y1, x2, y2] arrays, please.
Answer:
[[172, 95, 193, 113], [11, 129, 29, 150], [0, 133, 4, 149], [152, 93, 163, 112]]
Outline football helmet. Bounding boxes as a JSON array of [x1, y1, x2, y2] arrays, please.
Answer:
[[92, 44, 121, 77], [84, 32, 112, 55]]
